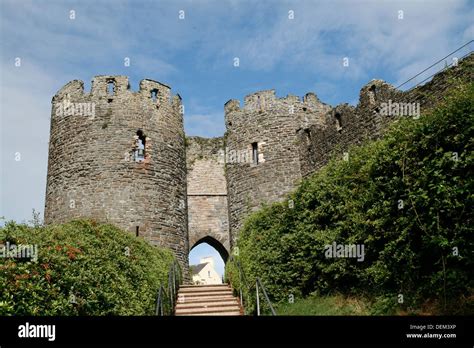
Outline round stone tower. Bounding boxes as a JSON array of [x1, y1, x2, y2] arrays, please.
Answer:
[[44, 75, 189, 270], [224, 90, 331, 245]]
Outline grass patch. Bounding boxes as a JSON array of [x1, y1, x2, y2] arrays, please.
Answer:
[[275, 293, 370, 316]]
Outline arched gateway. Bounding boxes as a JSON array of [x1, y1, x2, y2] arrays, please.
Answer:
[[189, 236, 229, 263], [186, 136, 231, 266]]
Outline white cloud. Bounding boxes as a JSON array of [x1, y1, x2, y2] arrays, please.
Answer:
[[0, 60, 60, 222], [0, 0, 179, 79], [1, 0, 472, 224], [214, 0, 473, 84]]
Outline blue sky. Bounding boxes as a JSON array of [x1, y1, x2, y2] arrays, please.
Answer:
[[1, 0, 473, 267], [189, 244, 225, 278]]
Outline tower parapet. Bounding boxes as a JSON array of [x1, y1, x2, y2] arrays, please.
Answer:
[[45, 75, 189, 271], [224, 90, 331, 242]]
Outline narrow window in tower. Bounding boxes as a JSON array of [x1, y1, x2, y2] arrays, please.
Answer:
[[304, 128, 312, 146], [135, 129, 146, 162], [107, 81, 115, 96], [151, 89, 158, 103], [369, 84, 377, 100], [335, 113, 343, 132], [252, 142, 259, 164]]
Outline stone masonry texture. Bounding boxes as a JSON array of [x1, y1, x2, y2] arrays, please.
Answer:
[[44, 76, 189, 273], [45, 54, 472, 279], [224, 90, 331, 244], [186, 136, 230, 261], [297, 53, 473, 178]]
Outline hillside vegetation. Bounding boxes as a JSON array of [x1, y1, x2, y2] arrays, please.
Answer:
[[227, 82, 473, 315], [0, 220, 175, 315]]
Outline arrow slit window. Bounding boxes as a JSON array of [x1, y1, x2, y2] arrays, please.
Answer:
[[135, 130, 146, 162], [252, 142, 259, 164]]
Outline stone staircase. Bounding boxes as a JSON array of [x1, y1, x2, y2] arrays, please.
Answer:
[[175, 284, 242, 316]]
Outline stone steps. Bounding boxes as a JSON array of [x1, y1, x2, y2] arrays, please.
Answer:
[[179, 285, 231, 292], [175, 284, 242, 316], [176, 300, 238, 309], [176, 304, 241, 314], [178, 295, 236, 303], [187, 311, 242, 316], [179, 290, 233, 297], [180, 288, 232, 294]]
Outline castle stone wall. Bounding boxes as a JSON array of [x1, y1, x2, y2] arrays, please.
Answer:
[[44, 75, 189, 271], [44, 54, 472, 276], [224, 90, 331, 244], [186, 137, 230, 260], [299, 53, 474, 176]]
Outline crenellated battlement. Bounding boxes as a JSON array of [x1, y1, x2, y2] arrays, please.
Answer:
[[357, 79, 399, 109], [243, 89, 276, 109], [223, 88, 332, 236], [139, 78, 171, 104], [51, 76, 183, 124], [53, 76, 179, 106], [90, 75, 130, 97], [224, 99, 240, 115], [45, 52, 473, 278], [52, 80, 85, 102], [226, 89, 329, 113], [224, 89, 331, 130], [45, 75, 188, 274], [223, 82, 401, 133]]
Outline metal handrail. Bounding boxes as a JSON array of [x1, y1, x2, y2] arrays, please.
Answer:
[[155, 260, 182, 316], [228, 254, 277, 316], [256, 277, 276, 316], [155, 285, 165, 315]]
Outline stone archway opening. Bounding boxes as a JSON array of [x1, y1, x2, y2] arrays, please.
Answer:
[[189, 236, 229, 285]]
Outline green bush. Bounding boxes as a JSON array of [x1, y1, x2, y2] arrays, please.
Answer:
[[228, 82, 474, 314], [0, 219, 175, 315]]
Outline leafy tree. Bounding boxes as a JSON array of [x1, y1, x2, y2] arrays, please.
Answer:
[[227, 82, 473, 314]]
